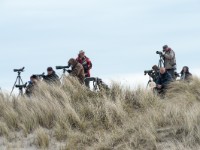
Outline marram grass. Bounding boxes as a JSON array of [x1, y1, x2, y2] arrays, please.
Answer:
[[0, 77, 200, 150]]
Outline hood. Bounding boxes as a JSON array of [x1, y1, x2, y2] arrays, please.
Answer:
[[68, 58, 78, 66], [181, 66, 189, 74]]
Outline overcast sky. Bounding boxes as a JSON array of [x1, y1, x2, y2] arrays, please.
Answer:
[[0, 0, 200, 92]]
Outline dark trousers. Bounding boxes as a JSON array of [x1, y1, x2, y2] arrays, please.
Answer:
[[85, 79, 90, 88], [166, 69, 175, 79], [84, 77, 96, 88]]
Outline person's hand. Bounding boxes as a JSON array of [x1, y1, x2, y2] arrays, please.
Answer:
[[157, 85, 162, 89], [67, 70, 72, 73]]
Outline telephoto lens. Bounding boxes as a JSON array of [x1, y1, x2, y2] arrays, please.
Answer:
[[156, 51, 163, 55], [56, 66, 69, 70]]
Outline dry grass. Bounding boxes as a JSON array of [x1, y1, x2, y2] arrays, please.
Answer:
[[0, 77, 200, 149], [35, 127, 49, 149]]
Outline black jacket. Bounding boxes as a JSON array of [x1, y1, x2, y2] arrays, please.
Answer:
[[156, 71, 172, 88], [25, 82, 35, 97], [43, 71, 60, 85]]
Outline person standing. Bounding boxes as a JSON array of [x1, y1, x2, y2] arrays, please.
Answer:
[[76, 50, 92, 78], [162, 45, 176, 79], [76, 50, 92, 87]]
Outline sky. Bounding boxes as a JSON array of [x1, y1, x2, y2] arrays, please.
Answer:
[[0, 0, 200, 92]]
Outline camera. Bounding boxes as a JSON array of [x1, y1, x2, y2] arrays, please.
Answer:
[[34, 72, 45, 78], [14, 67, 25, 72], [144, 70, 153, 75], [15, 82, 27, 89], [156, 51, 163, 55], [56, 66, 70, 70]]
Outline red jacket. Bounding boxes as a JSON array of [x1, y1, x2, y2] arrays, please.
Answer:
[[76, 56, 92, 77]]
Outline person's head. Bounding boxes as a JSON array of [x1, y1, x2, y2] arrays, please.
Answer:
[[182, 66, 189, 73], [30, 75, 38, 84], [163, 45, 171, 52], [160, 67, 166, 74], [68, 58, 77, 67], [152, 65, 159, 71], [79, 50, 85, 58], [47, 67, 54, 75]]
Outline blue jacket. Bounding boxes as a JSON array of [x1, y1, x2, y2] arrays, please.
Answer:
[[156, 71, 172, 88]]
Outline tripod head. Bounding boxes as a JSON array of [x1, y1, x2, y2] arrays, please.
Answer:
[[13, 67, 25, 76]]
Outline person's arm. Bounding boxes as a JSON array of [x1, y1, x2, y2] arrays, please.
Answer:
[[87, 58, 92, 69], [164, 51, 175, 60], [70, 67, 80, 77], [42, 75, 47, 80], [89, 62, 92, 69]]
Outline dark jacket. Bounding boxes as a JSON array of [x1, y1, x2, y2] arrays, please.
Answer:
[[180, 66, 192, 81], [156, 71, 172, 88], [25, 82, 36, 97], [43, 71, 60, 85]]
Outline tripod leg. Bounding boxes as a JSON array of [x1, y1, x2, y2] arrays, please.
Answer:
[[60, 74, 65, 83], [19, 77, 24, 85], [10, 76, 19, 96], [146, 80, 151, 89]]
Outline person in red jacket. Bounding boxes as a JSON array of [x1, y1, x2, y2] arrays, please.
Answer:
[[76, 50, 92, 78], [76, 50, 92, 88]]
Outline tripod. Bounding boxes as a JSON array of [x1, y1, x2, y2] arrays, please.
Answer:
[[158, 55, 164, 68], [146, 75, 152, 89], [10, 71, 24, 96], [60, 68, 68, 83]]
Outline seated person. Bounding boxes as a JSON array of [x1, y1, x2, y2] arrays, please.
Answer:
[[180, 66, 192, 81], [156, 67, 173, 95]]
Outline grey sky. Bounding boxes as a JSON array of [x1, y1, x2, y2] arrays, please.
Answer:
[[0, 0, 200, 92]]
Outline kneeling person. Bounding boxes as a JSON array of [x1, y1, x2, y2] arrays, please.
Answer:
[[67, 58, 85, 84]]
